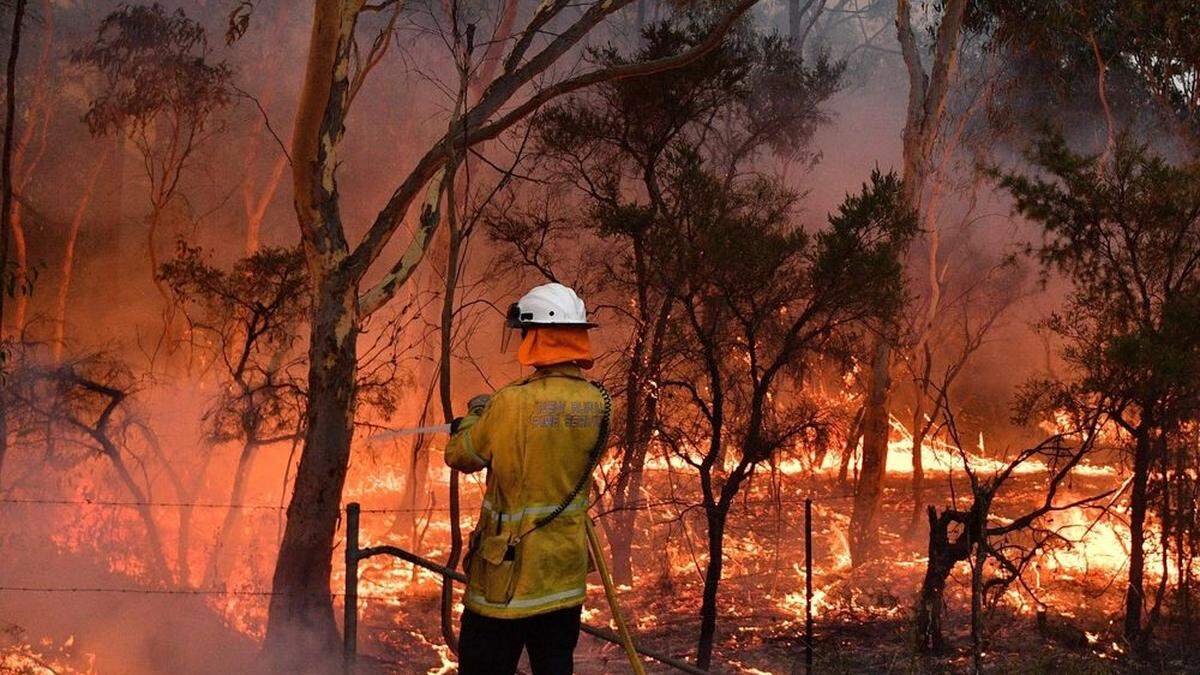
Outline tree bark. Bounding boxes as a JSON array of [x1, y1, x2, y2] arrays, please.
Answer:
[[847, 0, 966, 566], [0, 0, 27, 487], [915, 506, 968, 652], [696, 505, 728, 670], [607, 258, 668, 585], [849, 339, 891, 565], [266, 0, 359, 657], [838, 405, 863, 485], [53, 151, 107, 362], [243, 154, 287, 254], [1123, 425, 1152, 647], [265, 272, 359, 664], [437, 165, 462, 654], [7, 0, 52, 336]]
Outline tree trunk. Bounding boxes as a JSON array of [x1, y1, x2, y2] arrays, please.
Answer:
[[147, 206, 171, 303], [915, 506, 960, 652], [696, 505, 728, 670], [970, 513, 986, 674], [393, 378, 435, 543], [908, 406, 928, 537], [607, 247, 671, 585], [607, 464, 644, 586], [10, 200, 26, 333], [849, 339, 891, 565], [608, 352, 651, 586], [838, 405, 863, 485], [265, 272, 359, 665], [205, 439, 260, 587], [437, 172, 462, 654], [243, 154, 287, 254], [0, 0, 27, 488], [54, 151, 107, 362], [135, 423, 194, 587], [103, 440, 173, 585], [1123, 425, 1152, 647]]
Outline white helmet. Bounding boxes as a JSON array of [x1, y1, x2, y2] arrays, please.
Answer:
[[506, 282, 597, 329]]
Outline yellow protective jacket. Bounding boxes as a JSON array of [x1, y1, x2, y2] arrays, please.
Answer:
[[445, 364, 607, 619]]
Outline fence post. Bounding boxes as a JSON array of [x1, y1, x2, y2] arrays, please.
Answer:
[[344, 502, 360, 673], [804, 497, 813, 674]]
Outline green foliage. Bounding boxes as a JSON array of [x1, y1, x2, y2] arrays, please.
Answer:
[[970, 0, 1200, 145], [71, 3, 231, 138], [534, 15, 842, 200], [817, 169, 917, 325], [159, 243, 308, 444], [999, 132, 1200, 429]]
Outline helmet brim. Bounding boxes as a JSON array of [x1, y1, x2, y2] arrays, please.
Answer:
[[505, 302, 597, 329], [517, 321, 598, 329]]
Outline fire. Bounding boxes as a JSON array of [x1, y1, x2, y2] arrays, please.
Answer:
[[0, 635, 95, 675], [0, 376, 1166, 671], [1041, 500, 1135, 576]]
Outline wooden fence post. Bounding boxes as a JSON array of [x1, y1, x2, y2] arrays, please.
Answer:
[[805, 497, 813, 674], [344, 502, 360, 673]]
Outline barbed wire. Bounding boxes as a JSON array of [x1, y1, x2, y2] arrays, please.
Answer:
[[0, 493, 866, 515], [0, 585, 398, 599], [0, 497, 286, 510], [0, 497, 450, 513]]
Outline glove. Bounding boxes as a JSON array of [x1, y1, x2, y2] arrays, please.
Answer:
[[467, 394, 492, 416]]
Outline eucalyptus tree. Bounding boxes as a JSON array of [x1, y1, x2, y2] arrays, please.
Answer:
[[71, 4, 233, 308], [492, 17, 840, 586], [998, 132, 1200, 648], [266, 0, 763, 657], [658, 168, 914, 668]]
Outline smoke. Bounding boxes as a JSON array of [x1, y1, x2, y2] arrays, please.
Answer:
[[0, 1, 1117, 672]]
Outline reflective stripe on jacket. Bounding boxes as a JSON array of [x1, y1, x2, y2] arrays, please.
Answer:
[[445, 364, 605, 619]]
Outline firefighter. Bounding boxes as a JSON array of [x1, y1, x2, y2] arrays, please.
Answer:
[[445, 282, 610, 675]]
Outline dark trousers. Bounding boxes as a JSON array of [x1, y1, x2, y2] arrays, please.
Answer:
[[457, 605, 583, 675]]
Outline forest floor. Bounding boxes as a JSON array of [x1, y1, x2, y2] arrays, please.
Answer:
[[356, 463, 1200, 674], [3, 458, 1198, 673]]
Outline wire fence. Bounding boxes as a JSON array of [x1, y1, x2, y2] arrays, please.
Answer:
[[0, 489, 864, 602], [0, 489, 866, 513], [0, 585, 402, 600], [0, 494, 835, 672], [0, 496, 448, 513]]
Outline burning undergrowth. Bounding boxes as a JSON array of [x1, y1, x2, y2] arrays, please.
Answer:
[[319, 423, 1186, 673], [0, 395, 1193, 675]]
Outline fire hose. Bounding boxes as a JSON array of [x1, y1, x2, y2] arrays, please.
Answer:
[[586, 516, 647, 675], [371, 421, 647, 672]]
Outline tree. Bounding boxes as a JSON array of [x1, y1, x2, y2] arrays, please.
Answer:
[[0, 0, 28, 493], [52, 151, 110, 363], [7, 354, 175, 584], [6, 0, 57, 335], [492, 17, 840, 585], [913, 399, 1108, 666], [997, 132, 1200, 649], [71, 3, 233, 313], [848, 0, 968, 566], [969, 1, 1200, 152], [894, 44, 1019, 535], [160, 244, 308, 587], [657, 168, 913, 668], [267, 0, 763, 657]]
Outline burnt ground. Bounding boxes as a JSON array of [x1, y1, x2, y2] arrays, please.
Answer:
[[355, 467, 1200, 674], [2, 465, 1197, 673]]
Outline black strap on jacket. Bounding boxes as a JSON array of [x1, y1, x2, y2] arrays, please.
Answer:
[[517, 380, 612, 542]]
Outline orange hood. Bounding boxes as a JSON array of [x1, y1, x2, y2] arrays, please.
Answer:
[[518, 326, 594, 369]]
